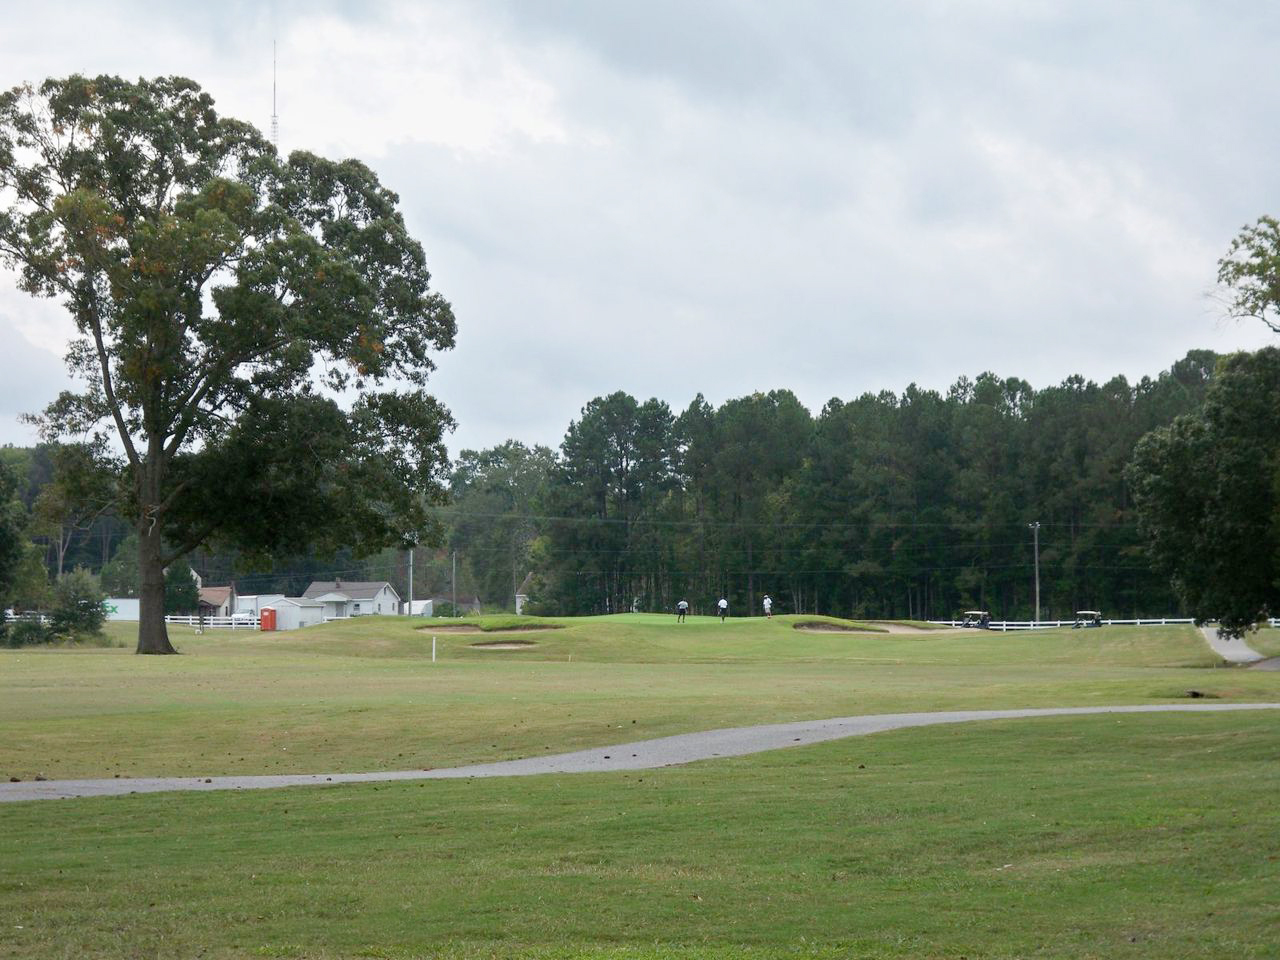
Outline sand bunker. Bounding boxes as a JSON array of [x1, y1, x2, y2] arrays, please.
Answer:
[[470, 640, 538, 650], [792, 621, 881, 634], [417, 624, 561, 634], [792, 621, 949, 635]]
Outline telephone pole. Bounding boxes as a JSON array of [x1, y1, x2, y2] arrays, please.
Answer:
[[407, 545, 414, 616], [451, 550, 457, 618], [1028, 521, 1041, 623]]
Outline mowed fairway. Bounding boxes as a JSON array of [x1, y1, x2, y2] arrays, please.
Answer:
[[3, 615, 1279, 958]]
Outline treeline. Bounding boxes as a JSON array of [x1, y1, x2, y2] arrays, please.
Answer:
[[0, 444, 431, 605], [445, 351, 1220, 621], [1, 351, 1221, 622]]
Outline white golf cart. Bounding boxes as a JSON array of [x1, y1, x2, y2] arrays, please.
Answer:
[[960, 610, 991, 629], [1072, 610, 1102, 629]]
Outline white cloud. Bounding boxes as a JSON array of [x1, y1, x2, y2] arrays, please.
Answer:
[[0, 0, 1277, 455]]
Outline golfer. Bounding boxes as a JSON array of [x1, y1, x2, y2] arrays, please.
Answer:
[[762, 594, 772, 618], [676, 599, 689, 622], [717, 597, 728, 621]]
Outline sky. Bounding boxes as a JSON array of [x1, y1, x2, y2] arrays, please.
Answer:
[[1, 0, 1278, 457]]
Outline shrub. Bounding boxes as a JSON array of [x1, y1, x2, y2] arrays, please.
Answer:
[[2, 618, 53, 648], [48, 567, 106, 639]]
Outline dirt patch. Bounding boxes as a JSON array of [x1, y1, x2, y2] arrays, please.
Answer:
[[470, 640, 538, 650]]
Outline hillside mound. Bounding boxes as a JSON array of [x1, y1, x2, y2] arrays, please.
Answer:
[[415, 622, 562, 634]]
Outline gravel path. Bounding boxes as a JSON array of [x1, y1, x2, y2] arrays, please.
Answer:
[[1200, 626, 1268, 664], [3, 702, 1277, 804]]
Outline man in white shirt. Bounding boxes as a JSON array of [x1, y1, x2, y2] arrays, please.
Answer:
[[717, 597, 728, 621], [676, 599, 689, 622], [762, 595, 772, 618]]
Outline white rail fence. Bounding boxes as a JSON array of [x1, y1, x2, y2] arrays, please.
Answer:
[[163, 615, 259, 629], [928, 617, 1280, 632]]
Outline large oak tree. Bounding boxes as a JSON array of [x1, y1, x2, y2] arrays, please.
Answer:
[[0, 76, 455, 653]]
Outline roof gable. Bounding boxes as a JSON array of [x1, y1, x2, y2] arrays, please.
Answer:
[[198, 586, 232, 606], [303, 581, 401, 601]]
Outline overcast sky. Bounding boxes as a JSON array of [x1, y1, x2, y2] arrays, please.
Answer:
[[2, 0, 1278, 456]]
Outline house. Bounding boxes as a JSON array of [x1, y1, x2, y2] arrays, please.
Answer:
[[302, 580, 402, 617], [197, 584, 235, 618], [309, 591, 353, 620]]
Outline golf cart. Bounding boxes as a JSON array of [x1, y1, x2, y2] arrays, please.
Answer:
[[960, 610, 991, 629], [1072, 610, 1102, 629]]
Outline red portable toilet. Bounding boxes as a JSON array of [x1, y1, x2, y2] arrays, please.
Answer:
[[260, 607, 277, 631]]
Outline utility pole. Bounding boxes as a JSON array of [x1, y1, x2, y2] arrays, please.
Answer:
[[1028, 521, 1041, 624], [407, 546, 414, 616], [451, 550, 457, 618]]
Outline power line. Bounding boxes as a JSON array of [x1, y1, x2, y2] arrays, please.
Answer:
[[431, 507, 1157, 532]]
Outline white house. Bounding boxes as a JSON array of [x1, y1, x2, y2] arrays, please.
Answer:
[[302, 580, 401, 617], [309, 591, 353, 620]]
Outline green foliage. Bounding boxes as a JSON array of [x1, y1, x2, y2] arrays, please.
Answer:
[[8, 542, 51, 610], [30, 441, 117, 575], [2, 618, 53, 647], [1128, 348, 1280, 637], [517, 359, 1214, 620], [0, 459, 26, 609], [99, 531, 140, 596], [0, 75, 456, 652], [163, 561, 199, 614], [448, 441, 555, 607], [48, 566, 106, 637], [1217, 215, 1280, 333]]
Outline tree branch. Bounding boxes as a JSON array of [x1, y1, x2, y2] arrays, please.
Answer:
[[83, 285, 141, 470]]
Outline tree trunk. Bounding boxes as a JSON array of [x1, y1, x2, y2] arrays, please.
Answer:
[[136, 522, 177, 654], [55, 524, 69, 577]]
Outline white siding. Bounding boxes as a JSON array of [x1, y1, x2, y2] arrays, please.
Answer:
[[105, 598, 140, 621]]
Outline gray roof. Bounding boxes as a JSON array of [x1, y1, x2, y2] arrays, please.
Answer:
[[302, 581, 401, 602]]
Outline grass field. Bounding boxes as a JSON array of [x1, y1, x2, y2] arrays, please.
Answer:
[[2, 614, 1278, 958], [3, 615, 1268, 781], [1246, 626, 1280, 658]]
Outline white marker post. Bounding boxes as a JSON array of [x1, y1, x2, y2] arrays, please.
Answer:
[[432, 636, 437, 663]]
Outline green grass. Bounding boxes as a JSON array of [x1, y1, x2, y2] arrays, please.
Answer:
[[3, 614, 1278, 957], [1246, 627, 1280, 658], [2, 711, 1277, 959], [2, 615, 1272, 782]]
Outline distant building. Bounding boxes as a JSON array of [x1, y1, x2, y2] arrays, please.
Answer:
[[234, 594, 285, 616], [514, 572, 534, 615], [261, 597, 325, 631], [302, 580, 401, 617], [197, 584, 235, 618]]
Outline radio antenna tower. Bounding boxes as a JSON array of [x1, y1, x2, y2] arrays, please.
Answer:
[[270, 40, 279, 150]]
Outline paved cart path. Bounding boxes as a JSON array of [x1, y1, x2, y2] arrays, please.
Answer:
[[1201, 626, 1268, 664], [3, 703, 1278, 804]]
